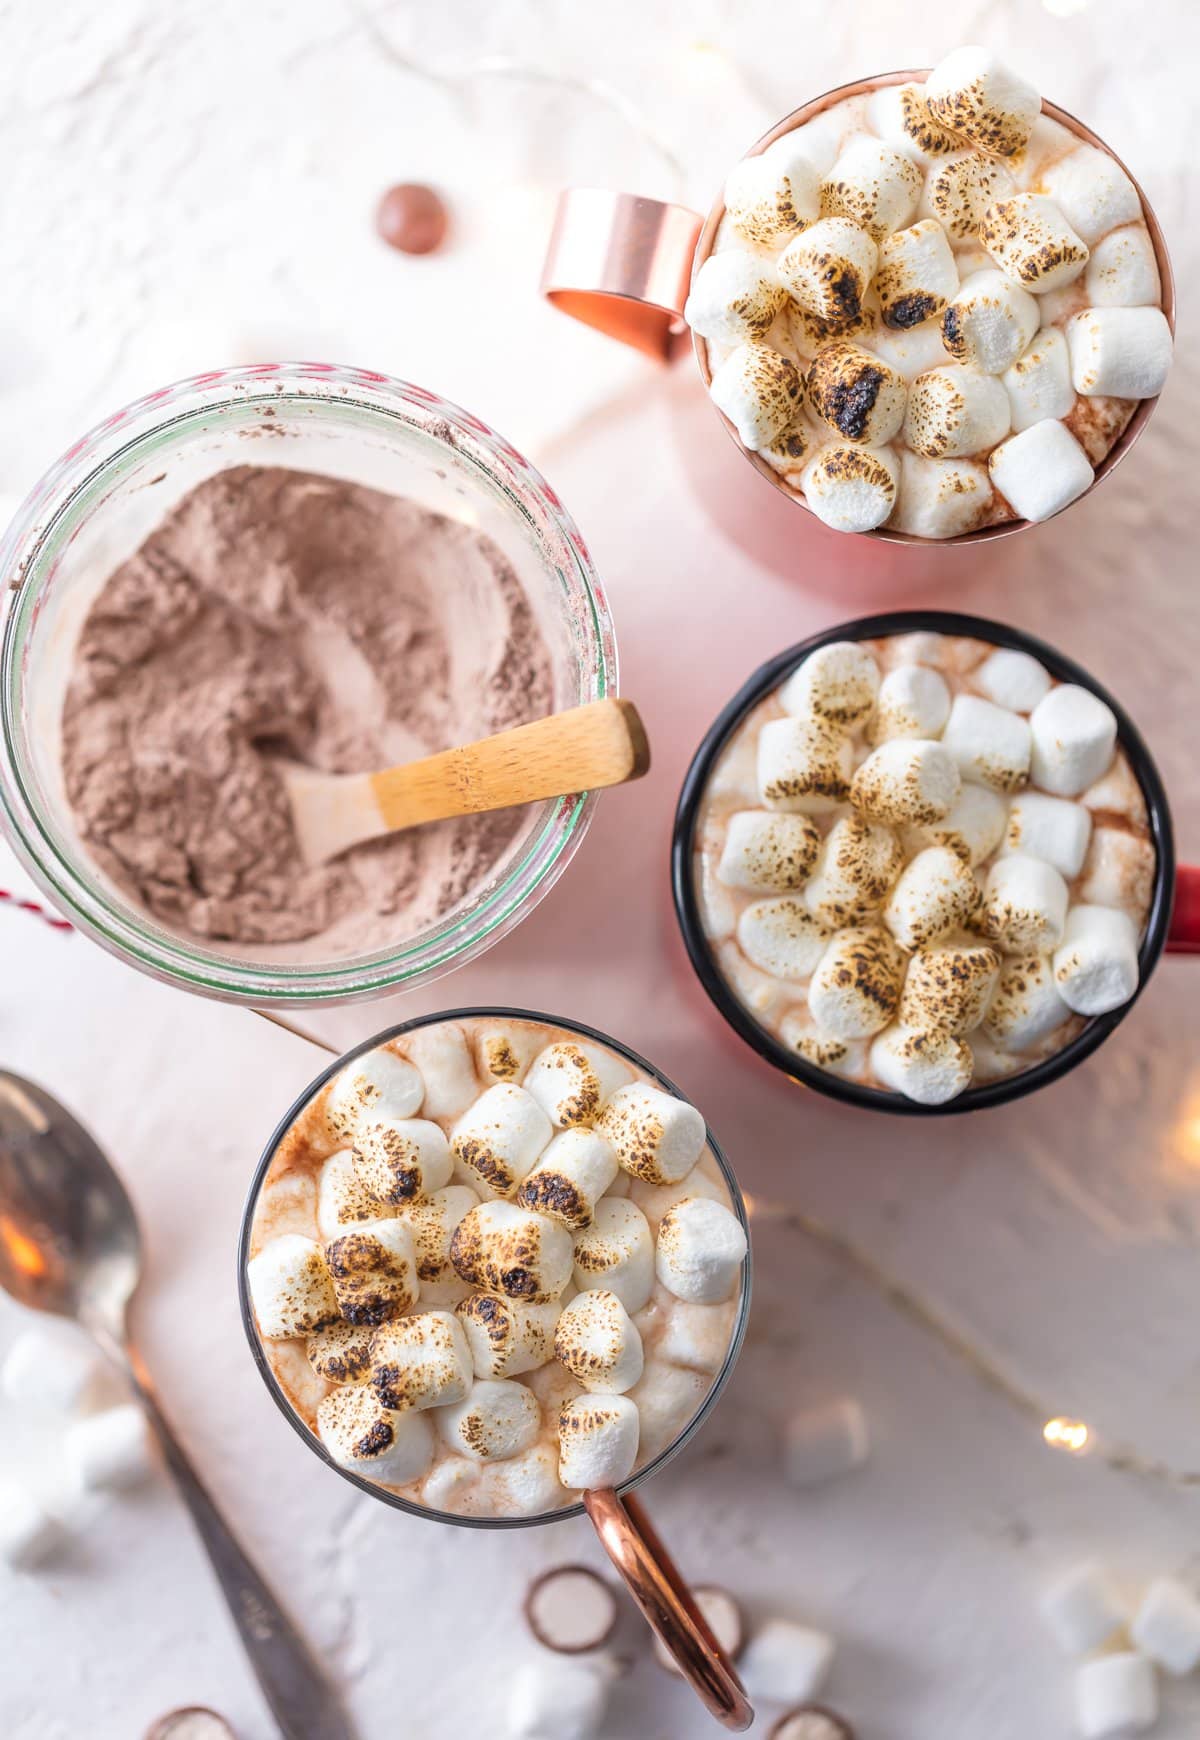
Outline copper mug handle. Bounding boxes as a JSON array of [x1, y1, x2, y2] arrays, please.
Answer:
[[585, 1487, 752, 1729]]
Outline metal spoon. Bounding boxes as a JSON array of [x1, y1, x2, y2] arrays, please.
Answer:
[[0, 1069, 354, 1740]]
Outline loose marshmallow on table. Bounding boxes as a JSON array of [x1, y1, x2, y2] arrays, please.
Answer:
[[507, 1655, 616, 1740], [656, 1197, 747, 1304], [724, 140, 822, 248], [891, 451, 991, 539], [351, 1117, 452, 1205], [451, 1083, 553, 1198], [904, 365, 1011, 459], [450, 1200, 574, 1302], [457, 1293, 561, 1379], [907, 781, 1007, 866], [851, 738, 961, 824], [593, 1083, 706, 1186], [975, 647, 1052, 713], [685, 250, 786, 347], [805, 343, 906, 445], [326, 1047, 423, 1138], [1030, 684, 1118, 795], [883, 845, 980, 948], [777, 219, 878, 326], [248, 1234, 338, 1338], [654, 1585, 745, 1673], [981, 853, 1069, 954], [981, 953, 1073, 1051], [989, 420, 1094, 523], [1039, 1561, 1127, 1656], [740, 1618, 836, 1705], [921, 153, 1018, 243], [737, 897, 830, 980], [307, 1320, 373, 1383], [869, 1023, 974, 1104], [820, 135, 922, 239], [1005, 792, 1092, 877], [942, 693, 1032, 791], [867, 81, 965, 165], [558, 1393, 640, 1489], [925, 47, 1040, 156], [572, 1197, 655, 1315], [325, 1218, 419, 1326], [800, 445, 899, 534], [803, 815, 903, 926], [1067, 307, 1173, 399], [899, 943, 1000, 1035], [517, 1129, 620, 1230], [1036, 145, 1141, 247], [318, 1383, 435, 1483], [369, 1310, 473, 1413], [1, 1325, 101, 1414], [1075, 1653, 1158, 1739], [710, 343, 805, 448], [1002, 328, 1074, 432], [717, 810, 822, 893], [524, 1042, 632, 1130], [808, 926, 906, 1039], [780, 641, 881, 727], [318, 1149, 395, 1238], [555, 1289, 644, 1394], [873, 664, 951, 741], [438, 1377, 541, 1462], [396, 1184, 480, 1297], [1131, 1576, 1200, 1675], [0, 1480, 63, 1569], [785, 1397, 870, 1487], [66, 1403, 153, 1491], [1085, 225, 1161, 308], [1053, 905, 1140, 1015], [941, 270, 1040, 375]]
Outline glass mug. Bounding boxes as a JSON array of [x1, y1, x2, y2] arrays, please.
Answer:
[[542, 70, 1176, 547], [0, 365, 616, 1007], [239, 1008, 754, 1729], [672, 610, 1198, 1115]]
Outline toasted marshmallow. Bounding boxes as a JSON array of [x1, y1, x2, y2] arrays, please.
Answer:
[[800, 444, 899, 534], [318, 1383, 435, 1483], [478, 1440, 570, 1518], [925, 48, 1040, 157], [573, 1197, 656, 1315], [864, 315, 952, 380], [892, 451, 992, 539], [558, 1393, 640, 1490], [656, 1197, 747, 1304], [685, 249, 786, 347], [450, 1082, 553, 1198], [876, 220, 959, 329], [307, 1320, 373, 1384], [517, 1129, 619, 1230], [717, 940, 790, 1026], [808, 925, 906, 1039], [1030, 684, 1118, 795], [851, 738, 961, 825], [737, 897, 831, 979], [882, 845, 980, 949], [317, 1149, 394, 1238], [723, 143, 822, 248], [396, 1184, 480, 1298], [781, 1015, 868, 1081], [438, 1377, 541, 1462], [717, 809, 821, 893], [867, 82, 966, 165], [981, 194, 1089, 294], [507, 1656, 616, 1740], [805, 342, 907, 448], [1085, 224, 1161, 308], [1075, 1653, 1157, 1738], [777, 218, 878, 325], [555, 1289, 644, 1394], [941, 270, 1040, 374], [0, 1481, 63, 1569], [1053, 904, 1139, 1015], [942, 693, 1032, 791], [1036, 145, 1141, 246], [66, 1403, 153, 1492], [248, 1234, 338, 1339], [475, 1022, 540, 1084], [369, 1309, 473, 1413], [351, 1117, 452, 1206], [1078, 827, 1156, 918], [325, 1219, 419, 1326], [403, 1021, 479, 1121], [921, 152, 1017, 241], [450, 1200, 574, 1302], [628, 1165, 726, 1226], [524, 1042, 632, 1130], [1002, 328, 1074, 432], [456, 1293, 561, 1379], [1005, 792, 1092, 877], [1, 1325, 101, 1415], [326, 1046, 423, 1138], [981, 953, 1073, 1051], [710, 342, 805, 447], [803, 815, 903, 926], [872, 664, 952, 742], [758, 716, 854, 813], [980, 853, 1069, 954], [904, 365, 1010, 458], [630, 1360, 708, 1460], [780, 640, 881, 726], [594, 1084, 706, 1186], [757, 417, 821, 483], [1067, 306, 1173, 398], [820, 135, 922, 239], [906, 781, 1008, 866], [869, 1024, 974, 1104], [657, 1301, 735, 1374], [900, 943, 1000, 1034], [989, 419, 1094, 524]]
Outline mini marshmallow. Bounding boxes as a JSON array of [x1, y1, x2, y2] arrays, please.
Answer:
[[318, 1149, 395, 1238], [976, 647, 1052, 712], [558, 1393, 640, 1490], [1053, 904, 1139, 1015], [924, 152, 1021, 251], [1083, 758, 1148, 826], [1131, 1576, 1200, 1675], [656, 1197, 747, 1304], [785, 1397, 870, 1487], [595, 1084, 706, 1187], [403, 1022, 479, 1121], [1037, 145, 1141, 247], [803, 815, 904, 927], [573, 1198, 656, 1315], [630, 1360, 707, 1461], [451, 1083, 553, 1198], [479, 1440, 569, 1518], [883, 844, 980, 948], [326, 1047, 423, 1138], [779, 641, 881, 727], [989, 419, 1094, 524], [981, 194, 1089, 294], [852, 738, 960, 824], [710, 343, 805, 448], [421, 1455, 480, 1514], [783, 109, 850, 178], [248, 1234, 339, 1339], [820, 135, 922, 239], [1078, 827, 1156, 918], [809, 926, 906, 1040], [782, 1019, 867, 1080], [868, 82, 965, 165], [737, 897, 831, 980], [717, 941, 790, 1026], [717, 810, 821, 893], [872, 664, 951, 741], [739, 1619, 836, 1705], [685, 249, 787, 347], [629, 1165, 726, 1224], [800, 444, 899, 534], [1074, 1653, 1157, 1739], [758, 418, 821, 484], [524, 1042, 632, 1130], [806, 342, 907, 445], [1067, 306, 1172, 398], [457, 1293, 561, 1379], [507, 1654, 616, 1740], [724, 141, 822, 248], [1085, 225, 1161, 308], [777, 219, 878, 326], [517, 1129, 619, 1230], [396, 1184, 480, 1295], [325, 1219, 419, 1326], [1005, 792, 1092, 877], [307, 1320, 373, 1384], [555, 1289, 644, 1394], [450, 1200, 574, 1302], [657, 1301, 734, 1373], [869, 1024, 974, 1104], [369, 1310, 473, 1413], [438, 1377, 540, 1462], [1030, 684, 1118, 795], [66, 1403, 152, 1491], [476, 1023, 540, 1084], [907, 781, 1008, 865], [981, 853, 1069, 955], [892, 451, 992, 539], [1002, 328, 1074, 433], [352, 1117, 452, 1206], [1, 1325, 101, 1414], [941, 269, 1040, 374], [318, 1383, 435, 1483], [900, 943, 1000, 1035], [904, 364, 1010, 458], [876, 220, 959, 329], [1039, 1562, 1127, 1656], [942, 693, 1031, 791], [0, 1481, 63, 1569], [863, 315, 951, 381], [981, 954, 1073, 1051], [925, 48, 1040, 157]]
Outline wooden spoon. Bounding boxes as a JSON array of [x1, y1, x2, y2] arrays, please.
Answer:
[[278, 697, 650, 868]]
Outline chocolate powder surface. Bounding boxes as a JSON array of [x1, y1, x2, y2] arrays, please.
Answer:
[[61, 466, 554, 953]]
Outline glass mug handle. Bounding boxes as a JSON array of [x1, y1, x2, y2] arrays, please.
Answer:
[[1168, 864, 1200, 954], [585, 1487, 753, 1729], [541, 189, 703, 363]]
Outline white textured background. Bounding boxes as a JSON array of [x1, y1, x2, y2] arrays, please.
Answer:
[[1, 2, 1199, 1737]]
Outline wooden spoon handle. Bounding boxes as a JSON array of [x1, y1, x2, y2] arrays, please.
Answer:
[[370, 698, 650, 830]]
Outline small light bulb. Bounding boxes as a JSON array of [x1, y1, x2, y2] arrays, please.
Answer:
[[1044, 1416, 1090, 1454]]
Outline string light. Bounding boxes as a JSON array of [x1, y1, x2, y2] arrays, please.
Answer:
[[1044, 1417, 1091, 1455]]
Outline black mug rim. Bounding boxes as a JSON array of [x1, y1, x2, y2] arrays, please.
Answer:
[[237, 1005, 752, 1529], [671, 610, 1177, 1117]]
